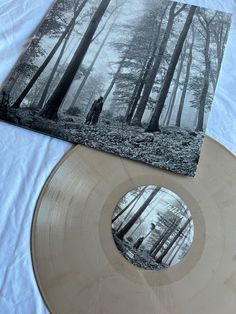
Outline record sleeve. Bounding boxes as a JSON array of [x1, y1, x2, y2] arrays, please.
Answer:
[[0, 0, 232, 176]]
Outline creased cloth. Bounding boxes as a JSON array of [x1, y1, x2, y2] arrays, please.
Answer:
[[0, 0, 235, 313]]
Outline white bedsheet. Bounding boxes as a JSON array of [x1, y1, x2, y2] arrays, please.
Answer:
[[0, 0, 235, 313]]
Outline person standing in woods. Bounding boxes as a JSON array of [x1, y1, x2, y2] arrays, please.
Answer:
[[85, 99, 97, 125], [85, 96, 104, 125], [92, 96, 104, 125]]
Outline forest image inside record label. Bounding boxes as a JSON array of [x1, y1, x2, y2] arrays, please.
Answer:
[[112, 185, 194, 270]]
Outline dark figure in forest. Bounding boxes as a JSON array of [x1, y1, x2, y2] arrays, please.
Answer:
[[85, 96, 104, 125], [133, 236, 145, 249], [0, 90, 9, 109]]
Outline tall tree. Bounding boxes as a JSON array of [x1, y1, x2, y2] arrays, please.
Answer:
[[150, 217, 181, 257], [112, 2, 168, 119], [103, 55, 125, 102], [162, 85, 174, 126], [69, 14, 117, 110], [212, 13, 231, 83], [11, 0, 88, 109], [66, 72, 104, 114], [36, 21, 76, 109], [126, 3, 169, 124], [168, 225, 190, 265], [175, 27, 195, 127], [104, 37, 142, 109], [3, 0, 69, 98], [115, 189, 146, 233], [146, 5, 197, 132], [156, 218, 192, 264], [116, 188, 160, 240], [40, 0, 112, 119], [195, 11, 217, 132], [112, 187, 146, 224], [163, 49, 185, 126], [131, 3, 187, 126]]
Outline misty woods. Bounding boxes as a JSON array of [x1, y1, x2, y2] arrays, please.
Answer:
[[112, 186, 194, 270], [0, 0, 231, 175]]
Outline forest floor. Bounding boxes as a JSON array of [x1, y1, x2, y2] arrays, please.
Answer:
[[0, 108, 204, 176], [113, 233, 166, 270]]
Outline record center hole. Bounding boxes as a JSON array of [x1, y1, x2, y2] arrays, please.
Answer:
[[111, 185, 194, 270]]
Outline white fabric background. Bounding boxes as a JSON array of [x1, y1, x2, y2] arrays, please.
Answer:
[[0, 0, 235, 313]]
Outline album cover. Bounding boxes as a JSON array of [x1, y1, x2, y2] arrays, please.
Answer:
[[0, 0, 231, 176]]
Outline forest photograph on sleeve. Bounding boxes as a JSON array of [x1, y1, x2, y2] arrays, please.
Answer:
[[0, 0, 231, 176]]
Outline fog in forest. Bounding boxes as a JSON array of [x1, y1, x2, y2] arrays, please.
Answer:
[[112, 185, 194, 270], [0, 0, 232, 176]]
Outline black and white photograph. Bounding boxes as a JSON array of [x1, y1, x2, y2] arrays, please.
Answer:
[[112, 185, 194, 270], [0, 0, 231, 176]]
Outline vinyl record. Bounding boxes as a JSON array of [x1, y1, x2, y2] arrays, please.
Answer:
[[31, 136, 236, 314]]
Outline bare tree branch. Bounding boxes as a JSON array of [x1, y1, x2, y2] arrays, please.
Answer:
[[174, 4, 187, 17], [195, 24, 206, 39], [197, 13, 207, 31], [92, 4, 122, 42]]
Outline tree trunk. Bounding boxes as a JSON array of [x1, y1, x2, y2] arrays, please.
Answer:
[[150, 228, 170, 257], [115, 187, 146, 232], [150, 218, 181, 257], [130, 2, 178, 126], [216, 21, 230, 82], [175, 28, 194, 127], [165, 89, 176, 126], [103, 42, 133, 104], [11, 0, 88, 109], [116, 188, 160, 240], [166, 232, 183, 264], [129, 201, 156, 238], [127, 5, 169, 125], [3, 71, 22, 98], [146, 5, 197, 133], [163, 85, 175, 126], [129, 53, 156, 124], [69, 20, 114, 109], [30, 83, 46, 108], [40, 0, 111, 119], [103, 63, 122, 102], [112, 187, 146, 223], [156, 218, 191, 264], [165, 50, 185, 126], [37, 22, 75, 109], [210, 67, 217, 91], [168, 226, 189, 265], [196, 28, 211, 131], [125, 66, 146, 124], [47, 37, 78, 99]]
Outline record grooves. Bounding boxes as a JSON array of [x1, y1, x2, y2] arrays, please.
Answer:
[[31, 136, 236, 314]]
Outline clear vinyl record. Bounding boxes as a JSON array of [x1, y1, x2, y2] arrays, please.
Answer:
[[31, 136, 236, 314]]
